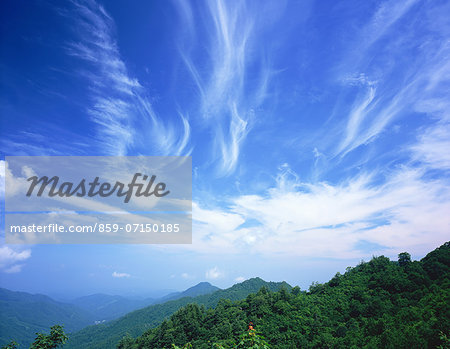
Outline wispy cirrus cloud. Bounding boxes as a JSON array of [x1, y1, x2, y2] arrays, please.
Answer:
[[332, 0, 449, 160], [410, 114, 450, 171], [175, 0, 277, 176], [409, 94, 450, 171], [357, 0, 419, 54], [0, 129, 92, 156], [66, 0, 190, 156]]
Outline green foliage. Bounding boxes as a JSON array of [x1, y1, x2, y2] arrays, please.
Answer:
[[438, 332, 450, 349], [234, 326, 270, 349], [398, 252, 411, 267], [117, 334, 135, 349], [0, 327, 67, 349], [170, 325, 270, 349], [29, 325, 68, 349], [1, 341, 18, 349], [119, 242, 450, 349], [65, 278, 289, 348], [171, 344, 192, 349]]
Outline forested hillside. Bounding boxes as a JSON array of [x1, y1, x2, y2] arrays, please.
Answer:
[[64, 278, 290, 348], [120, 242, 450, 349], [0, 289, 94, 348]]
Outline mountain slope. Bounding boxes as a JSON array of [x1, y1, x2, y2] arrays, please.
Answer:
[[180, 281, 220, 297], [0, 289, 94, 348], [70, 294, 155, 322], [123, 242, 450, 349], [64, 278, 290, 349], [69, 283, 219, 322]]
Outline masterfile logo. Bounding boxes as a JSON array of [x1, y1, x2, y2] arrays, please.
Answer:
[[26, 173, 170, 203], [4, 156, 192, 244]]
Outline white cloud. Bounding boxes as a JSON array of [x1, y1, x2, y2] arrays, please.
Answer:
[[235, 166, 449, 257], [0, 246, 31, 273], [337, 78, 377, 156], [411, 123, 450, 170], [179, 202, 245, 254], [359, 0, 418, 51], [410, 96, 450, 170], [2, 160, 32, 198], [179, 163, 450, 260], [205, 266, 224, 280], [4, 264, 25, 274], [112, 271, 130, 278], [331, 0, 449, 159], [234, 276, 246, 283], [181, 273, 190, 279], [67, 0, 190, 156], [175, 1, 277, 175]]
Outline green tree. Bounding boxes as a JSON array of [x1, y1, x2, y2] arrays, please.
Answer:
[[398, 252, 412, 267], [30, 325, 68, 349], [235, 326, 270, 349], [117, 333, 135, 349], [291, 286, 301, 296], [212, 325, 270, 349]]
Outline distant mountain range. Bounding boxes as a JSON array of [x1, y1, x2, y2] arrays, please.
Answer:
[[70, 281, 220, 322], [70, 294, 155, 322], [0, 288, 93, 348], [64, 278, 290, 349], [0, 281, 222, 348]]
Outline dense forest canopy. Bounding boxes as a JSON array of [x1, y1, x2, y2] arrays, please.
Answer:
[[119, 242, 450, 349]]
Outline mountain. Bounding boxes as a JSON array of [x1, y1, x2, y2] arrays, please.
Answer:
[[181, 281, 220, 297], [122, 242, 450, 349], [0, 288, 95, 348], [0, 281, 220, 348], [68, 283, 219, 323], [155, 282, 220, 303], [70, 294, 155, 322], [64, 278, 290, 348]]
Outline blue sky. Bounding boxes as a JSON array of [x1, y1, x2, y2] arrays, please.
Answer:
[[1, 0, 449, 297]]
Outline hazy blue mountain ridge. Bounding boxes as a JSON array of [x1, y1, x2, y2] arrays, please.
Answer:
[[0, 288, 94, 348]]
